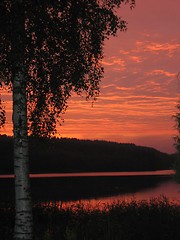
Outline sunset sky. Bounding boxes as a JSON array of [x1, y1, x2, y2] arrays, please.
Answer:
[[1, 0, 180, 153]]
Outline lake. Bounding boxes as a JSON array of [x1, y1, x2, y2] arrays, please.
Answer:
[[0, 170, 179, 206]]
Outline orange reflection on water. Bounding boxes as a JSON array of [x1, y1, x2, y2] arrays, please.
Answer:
[[0, 170, 175, 179], [39, 195, 179, 213], [38, 177, 180, 211]]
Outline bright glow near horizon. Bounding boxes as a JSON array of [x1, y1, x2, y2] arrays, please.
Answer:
[[0, 0, 180, 153]]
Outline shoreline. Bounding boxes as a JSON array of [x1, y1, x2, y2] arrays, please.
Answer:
[[0, 170, 175, 179]]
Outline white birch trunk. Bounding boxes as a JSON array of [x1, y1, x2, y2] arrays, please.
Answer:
[[13, 67, 33, 240], [12, 0, 33, 239]]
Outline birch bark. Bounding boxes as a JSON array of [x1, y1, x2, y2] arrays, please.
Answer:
[[12, 0, 33, 239], [13, 66, 33, 240]]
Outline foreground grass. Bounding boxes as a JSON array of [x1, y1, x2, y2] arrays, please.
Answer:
[[0, 197, 180, 240]]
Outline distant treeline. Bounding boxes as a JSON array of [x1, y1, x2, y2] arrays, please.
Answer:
[[0, 135, 175, 174]]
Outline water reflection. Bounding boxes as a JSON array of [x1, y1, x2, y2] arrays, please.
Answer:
[[0, 171, 179, 206], [0, 170, 175, 178], [51, 178, 180, 208]]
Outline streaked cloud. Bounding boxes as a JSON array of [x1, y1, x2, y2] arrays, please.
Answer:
[[1, 0, 180, 153], [129, 55, 142, 63], [147, 69, 176, 78], [102, 57, 126, 71], [145, 42, 180, 53]]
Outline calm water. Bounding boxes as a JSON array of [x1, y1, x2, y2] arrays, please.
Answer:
[[69, 178, 180, 206], [0, 170, 179, 205]]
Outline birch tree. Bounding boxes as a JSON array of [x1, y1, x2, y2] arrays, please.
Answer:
[[0, 0, 135, 239]]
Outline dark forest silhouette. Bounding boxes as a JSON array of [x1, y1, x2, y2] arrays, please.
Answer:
[[0, 135, 175, 174]]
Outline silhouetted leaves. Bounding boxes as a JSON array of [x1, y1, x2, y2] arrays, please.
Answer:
[[174, 102, 180, 182], [0, 0, 135, 137]]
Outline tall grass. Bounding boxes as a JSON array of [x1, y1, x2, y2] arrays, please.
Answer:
[[0, 197, 180, 240]]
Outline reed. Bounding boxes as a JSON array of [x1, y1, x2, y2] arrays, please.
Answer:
[[0, 197, 179, 240]]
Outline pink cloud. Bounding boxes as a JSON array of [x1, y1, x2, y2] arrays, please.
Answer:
[[147, 69, 176, 78], [129, 55, 142, 63], [145, 42, 180, 53]]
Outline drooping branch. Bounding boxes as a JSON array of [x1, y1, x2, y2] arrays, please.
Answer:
[[0, 0, 135, 137]]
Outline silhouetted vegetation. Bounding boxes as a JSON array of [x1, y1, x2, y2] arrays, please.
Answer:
[[0, 135, 175, 174], [174, 100, 180, 182], [0, 197, 179, 240]]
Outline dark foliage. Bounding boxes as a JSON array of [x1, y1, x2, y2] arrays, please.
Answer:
[[174, 101, 180, 182], [0, 135, 175, 174], [0, 0, 135, 137], [0, 198, 180, 240]]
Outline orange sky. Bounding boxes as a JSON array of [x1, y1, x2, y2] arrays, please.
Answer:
[[0, 0, 180, 153]]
